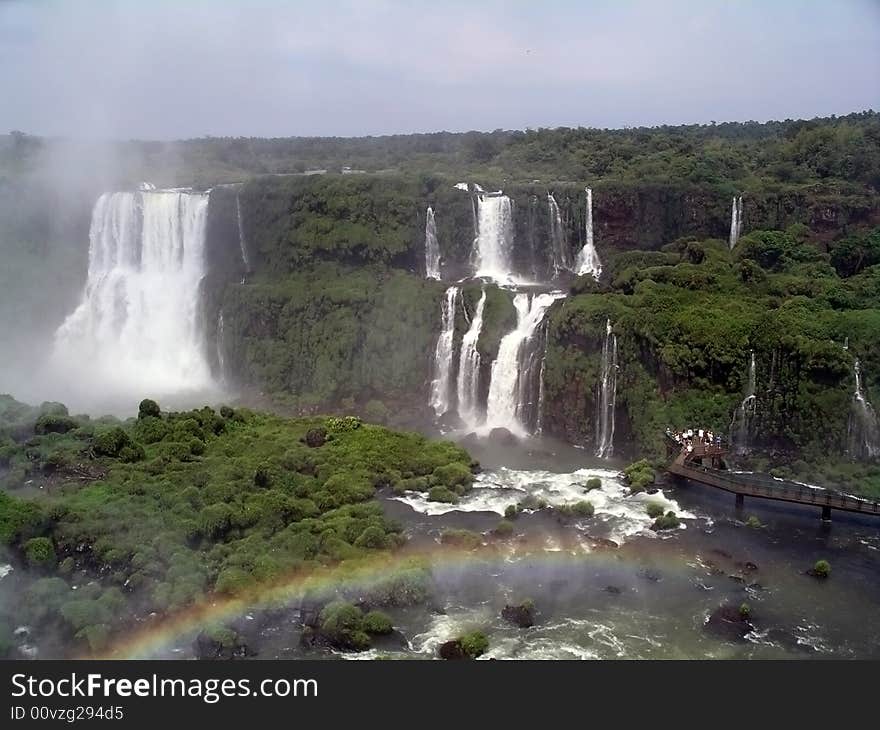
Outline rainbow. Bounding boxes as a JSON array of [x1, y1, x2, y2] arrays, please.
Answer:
[[99, 535, 689, 660]]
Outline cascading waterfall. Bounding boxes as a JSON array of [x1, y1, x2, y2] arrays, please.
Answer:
[[216, 310, 227, 382], [548, 193, 572, 275], [456, 290, 487, 428], [730, 350, 758, 453], [848, 359, 880, 461], [424, 206, 441, 280], [595, 319, 618, 458], [236, 191, 250, 277], [52, 189, 214, 399], [575, 187, 601, 278], [429, 286, 458, 416], [473, 194, 515, 282], [484, 292, 564, 437], [728, 195, 744, 249]]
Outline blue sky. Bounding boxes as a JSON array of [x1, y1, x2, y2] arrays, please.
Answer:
[[1, 0, 878, 139]]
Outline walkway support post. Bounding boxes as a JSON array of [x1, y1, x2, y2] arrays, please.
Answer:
[[821, 505, 832, 522], [735, 493, 744, 509]]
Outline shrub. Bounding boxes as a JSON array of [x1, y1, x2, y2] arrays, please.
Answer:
[[189, 438, 206, 456], [493, 520, 514, 537], [812, 559, 831, 578], [440, 529, 482, 549], [362, 610, 393, 635], [325, 416, 362, 433], [253, 464, 273, 488], [585, 477, 602, 491], [93, 427, 133, 458], [746, 515, 763, 529], [24, 536, 55, 566], [427, 486, 458, 503], [651, 511, 681, 531], [34, 414, 78, 435], [133, 416, 168, 444], [571, 500, 594, 517], [504, 504, 519, 520], [431, 463, 473, 491], [646, 502, 665, 519], [517, 495, 547, 511], [353, 525, 387, 549], [138, 399, 161, 420], [624, 459, 656, 493], [739, 603, 751, 618], [219, 405, 235, 419], [319, 601, 371, 651], [118, 444, 145, 463], [458, 630, 489, 658]]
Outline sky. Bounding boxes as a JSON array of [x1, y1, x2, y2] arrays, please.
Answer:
[[1, 0, 879, 139]]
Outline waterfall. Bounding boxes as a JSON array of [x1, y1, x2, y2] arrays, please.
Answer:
[[848, 359, 880, 461], [730, 350, 758, 453], [485, 292, 564, 437], [595, 319, 618, 458], [429, 286, 458, 416], [729, 195, 744, 249], [52, 190, 214, 398], [425, 206, 441, 280], [236, 191, 250, 276], [456, 290, 487, 428], [216, 310, 227, 382], [575, 187, 601, 278], [548, 194, 572, 275], [473, 194, 515, 282]]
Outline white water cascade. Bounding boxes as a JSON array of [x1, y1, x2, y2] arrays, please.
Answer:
[[236, 191, 250, 277], [216, 310, 227, 382], [473, 194, 515, 282], [728, 195, 744, 249], [484, 292, 565, 437], [429, 286, 459, 417], [52, 190, 215, 403], [595, 319, 618, 458], [548, 194, 571, 275], [575, 187, 601, 278], [456, 290, 487, 428], [425, 206, 441, 280], [848, 359, 880, 461], [730, 350, 758, 453]]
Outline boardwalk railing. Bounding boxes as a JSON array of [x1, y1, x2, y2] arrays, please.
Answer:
[[664, 437, 880, 518]]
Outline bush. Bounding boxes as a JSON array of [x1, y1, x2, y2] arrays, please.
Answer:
[[571, 500, 594, 517], [431, 463, 473, 491], [812, 559, 831, 578], [138, 399, 161, 420], [646, 502, 665, 519], [133, 416, 168, 444], [219, 405, 235, 419], [651, 510, 681, 531], [739, 603, 751, 618], [353, 525, 387, 549], [440, 529, 482, 549], [585, 477, 602, 491], [493, 519, 514, 537], [427, 486, 458, 504], [319, 601, 371, 651], [118, 444, 145, 463], [624, 460, 656, 493], [362, 610, 393, 635], [458, 630, 489, 658], [745, 515, 763, 529], [325, 416, 362, 433], [24, 536, 55, 566], [34, 414, 78, 435], [93, 427, 134, 458], [189, 438, 206, 456], [504, 504, 519, 520]]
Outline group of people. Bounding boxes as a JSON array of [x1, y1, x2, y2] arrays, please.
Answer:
[[666, 427, 722, 453]]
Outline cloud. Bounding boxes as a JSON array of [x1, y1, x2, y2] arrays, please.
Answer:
[[1, 0, 878, 138]]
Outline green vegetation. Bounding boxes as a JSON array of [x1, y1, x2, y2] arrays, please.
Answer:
[[0, 397, 472, 655], [584, 477, 602, 491], [557, 501, 595, 518], [493, 519, 515, 538], [439, 529, 483, 549], [745, 515, 763, 529], [812, 559, 831, 578], [458, 630, 489, 659], [645, 502, 666, 519], [739, 603, 751, 618], [651, 511, 682, 531], [623, 460, 656, 493]]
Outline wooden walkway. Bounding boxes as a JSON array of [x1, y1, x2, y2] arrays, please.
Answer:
[[665, 438, 880, 520]]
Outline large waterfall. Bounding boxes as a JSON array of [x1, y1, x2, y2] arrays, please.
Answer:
[[52, 190, 215, 402], [456, 290, 487, 428], [429, 286, 458, 416], [848, 359, 880, 461], [473, 194, 515, 282], [425, 206, 441, 280], [730, 350, 758, 453], [484, 292, 564, 436], [595, 319, 618, 458], [728, 195, 744, 249], [548, 194, 571, 275], [575, 187, 601, 278]]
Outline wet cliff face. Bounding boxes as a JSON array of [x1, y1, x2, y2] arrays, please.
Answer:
[[203, 174, 879, 472]]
